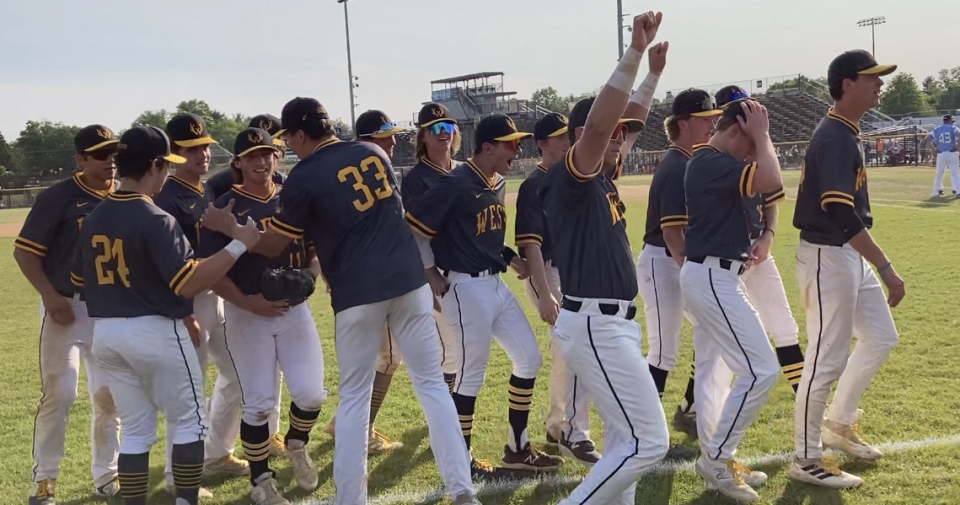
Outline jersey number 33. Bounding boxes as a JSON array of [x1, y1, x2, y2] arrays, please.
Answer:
[[338, 155, 393, 212]]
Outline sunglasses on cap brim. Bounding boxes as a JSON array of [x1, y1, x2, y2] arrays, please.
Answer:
[[427, 122, 457, 136], [689, 95, 723, 117], [363, 122, 402, 138], [719, 90, 750, 107]]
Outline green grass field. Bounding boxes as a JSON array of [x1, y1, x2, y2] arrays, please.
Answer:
[[3, 167, 960, 504]]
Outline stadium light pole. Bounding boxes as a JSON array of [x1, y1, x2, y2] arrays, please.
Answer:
[[617, 0, 623, 59], [338, 0, 357, 134], [857, 16, 886, 58]]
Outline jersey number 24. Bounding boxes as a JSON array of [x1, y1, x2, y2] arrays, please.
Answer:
[[92, 235, 130, 287], [338, 156, 393, 212]]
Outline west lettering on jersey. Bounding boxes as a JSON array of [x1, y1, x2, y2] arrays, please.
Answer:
[[643, 146, 690, 247], [683, 145, 758, 261], [73, 192, 197, 318], [154, 175, 214, 250], [400, 157, 449, 210], [539, 144, 637, 300], [793, 108, 873, 246], [270, 139, 425, 313], [514, 164, 551, 261], [406, 160, 508, 274], [15, 174, 115, 296], [206, 168, 287, 199], [199, 185, 305, 295]]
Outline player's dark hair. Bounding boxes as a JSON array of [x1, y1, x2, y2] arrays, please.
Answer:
[[288, 118, 335, 141], [715, 114, 739, 132], [117, 157, 161, 181], [415, 127, 462, 160], [231, 158, 243, 184], [829, 76, 856, 101], [664, 116, 681, 142]]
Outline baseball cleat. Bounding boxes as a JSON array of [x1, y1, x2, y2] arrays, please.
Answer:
[[672, 406, 698, 439], [250, 472, 290, 505], [822, 410, 882, 460], [695, 456, 760, 502], [268, 433, 286, 458], [732, 460, 768, 488], [789, 456, 863, 489], [285, 440, 318, 491], [544, 430, 559, 447], [93, 478, 121, 497], [165, 482, 213, 499], [368, 430, 404, 454], [29, 479, 55, 505], [470, 457, 497, 482], [559, 437, 601, 467], [453, 492, 484, 505], [203, 455, 250, 476], [501, 444, 564, 472]]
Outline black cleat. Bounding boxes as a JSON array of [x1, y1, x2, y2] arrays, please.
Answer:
[[672, 406, 698, 439]]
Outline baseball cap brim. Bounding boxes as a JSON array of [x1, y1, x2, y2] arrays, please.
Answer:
[[84, 139, 120, 152], [548, 127, 568, 138], [421, 118, 458, 128], [619, 118, 645, 133], [858, 64, 897, 76], [272, 138, 284, 146], [164, 153, 188, 164], [237, 145, 278, 158], [495, 132, 533, 141], [369, 126, 404, 139], [690, 109, 723, 117], [174, 137, 218, 147]]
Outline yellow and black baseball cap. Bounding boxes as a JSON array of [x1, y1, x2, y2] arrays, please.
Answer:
[[828, 50, 897, 90], [475, 114, 532, 147], [418, 103, 457, 128], [278, 97, 331, 137], [533, 113, 569, 142], [116, 126, 186, 165], [74, 124, 119, 154], [166, 113, 218, 148], [356, 110, 404, 139], [671, 89, 723, 118], [233, 127, 278, 158], [249, 114, 284, 146], [568, 97, 646, 135]]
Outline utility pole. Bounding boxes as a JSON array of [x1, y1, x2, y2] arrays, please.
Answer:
[[338, 0, 357, 133], [857, 16, 886, 58]]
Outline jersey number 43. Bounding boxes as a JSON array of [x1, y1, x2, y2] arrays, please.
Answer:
[[92, 235, 130, 287], [338, 156, 393, 212]]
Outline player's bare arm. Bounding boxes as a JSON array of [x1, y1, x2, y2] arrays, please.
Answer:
[[749, 202, 778, 265], [572, 12, 660, 176], [179, 217, 261, 298], [620, 41, 668, 156], [661, 227, 685, 268], [212, 276, 288, 318], [521, 244, 559, 325], [846, 230, 905, 307], [14, 249, 75, 325], [738, 101, 783, 194]]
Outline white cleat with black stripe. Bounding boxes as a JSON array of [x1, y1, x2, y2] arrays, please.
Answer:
[[789, 457, 863, 489]]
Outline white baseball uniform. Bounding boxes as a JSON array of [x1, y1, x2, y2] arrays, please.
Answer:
[[376, 308, 458, 376]]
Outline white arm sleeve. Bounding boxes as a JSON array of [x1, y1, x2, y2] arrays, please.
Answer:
[[415, 233, 435, 269]]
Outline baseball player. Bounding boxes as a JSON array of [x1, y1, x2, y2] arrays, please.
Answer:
[[230, 97, 478, 505], [407, 114, 564, 477], [199, 128, 326, 505], [790, 50, 903, 489], [206, 114, 287, 199], [680, 99, 784, 502], [203, 113, 288, 470], [322, 109, 407, 454], [16, 125, 121, 504], [927, 114, 960, 197], [516, 112, 602, 466], [74, 125, 260, 505], [538, 14, 670, 505], [637, 88, 721, 438], [154, 113, 249, 495]]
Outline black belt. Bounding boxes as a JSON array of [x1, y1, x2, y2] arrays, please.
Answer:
[[643, 243, 672, 257], [441, 267, 499, 278], [56, 289, 84, 301], [561, 297, 637, 320], [687, 256, 745, 275]]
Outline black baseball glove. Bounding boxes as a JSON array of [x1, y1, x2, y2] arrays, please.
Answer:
[[261, 268, 316, 307]]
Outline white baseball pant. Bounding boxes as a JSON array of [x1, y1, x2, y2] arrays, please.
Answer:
[[92, 316, 208, 455], [376, 307, 458, 375], [636, 245, 686, 372], [221, 301, 326, 426], [31, 296, 119, 488], [741, 254, 800, 347], [680, 258, 778, 460], [794, 241, 898, 460], [441, 272, 542, 397], [333, 284, 473, 505], [554, 300, 668, 505], [933, 151, 960, 195], [523, 262, 591, 443]]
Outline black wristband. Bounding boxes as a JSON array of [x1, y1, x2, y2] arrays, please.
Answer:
[[501, 246, 518, 265]]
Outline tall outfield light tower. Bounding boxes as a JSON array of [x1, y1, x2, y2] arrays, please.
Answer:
[[338, 0, 358, 134], [617, 1, 631, 60], [857, 16, 886, 58]]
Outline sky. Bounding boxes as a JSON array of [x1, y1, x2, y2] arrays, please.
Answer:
[[1, 0, 956, 141]]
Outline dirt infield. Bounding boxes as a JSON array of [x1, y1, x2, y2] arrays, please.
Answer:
[[0, 222, 21, 238]]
